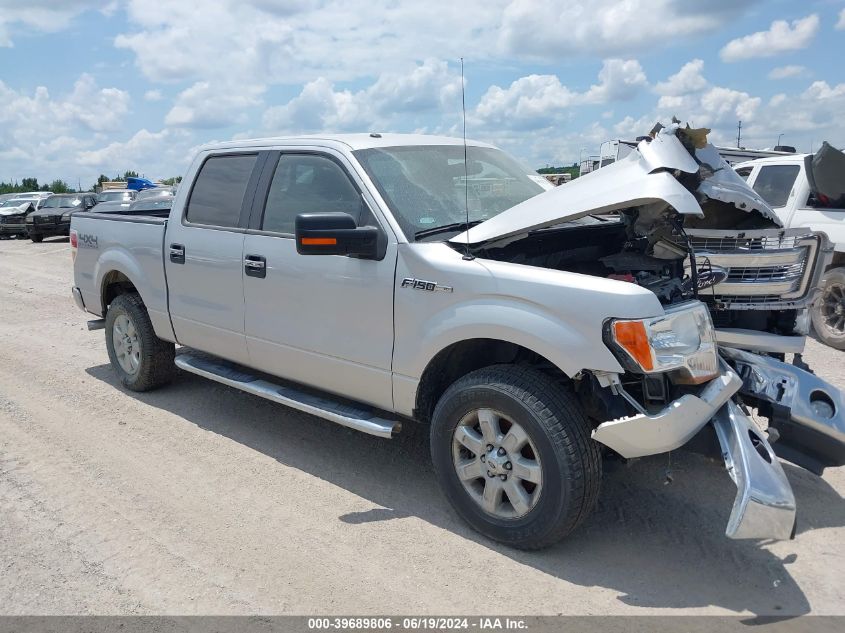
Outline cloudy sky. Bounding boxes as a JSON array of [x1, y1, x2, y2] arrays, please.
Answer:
[[1, 0, 844, 186]]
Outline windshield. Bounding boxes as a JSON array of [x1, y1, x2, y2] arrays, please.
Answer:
[[354, 145, 545, 240], [1, 199, 27, 208], [43, 196, 81, 209], [98, 191, 133, 202]]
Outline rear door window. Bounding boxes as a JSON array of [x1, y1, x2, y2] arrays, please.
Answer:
[[752, 165, 800, 208], [186, 154, 258, 227]]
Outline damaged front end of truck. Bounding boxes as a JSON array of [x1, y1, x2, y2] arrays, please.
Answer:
[[452, 122, 845, 541]]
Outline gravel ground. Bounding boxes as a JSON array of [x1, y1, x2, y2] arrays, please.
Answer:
[[0, 236, 843, 616]]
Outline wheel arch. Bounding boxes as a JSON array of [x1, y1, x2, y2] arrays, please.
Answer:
[[413, 338, 570, 424], [101, 269, 140, 312]]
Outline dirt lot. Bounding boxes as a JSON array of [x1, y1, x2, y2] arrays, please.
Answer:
[[0, 236, 843, 616]]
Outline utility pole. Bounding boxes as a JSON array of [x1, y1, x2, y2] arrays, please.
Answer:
[[736, 120, 742, 148], [777, 133, 784, 147]]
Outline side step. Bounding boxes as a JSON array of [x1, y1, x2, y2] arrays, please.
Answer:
[[174, 351, 401, 439]]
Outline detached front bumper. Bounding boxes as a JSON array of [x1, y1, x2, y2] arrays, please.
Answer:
[[593, 345, 845, 540], [592, 361, 741, 458], [722, 347, 845, 475], [713, 400, 796, 540]]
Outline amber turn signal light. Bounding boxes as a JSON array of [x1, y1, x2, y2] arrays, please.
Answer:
[[300, 237, 337, 246], [611, 320, 654, 371]]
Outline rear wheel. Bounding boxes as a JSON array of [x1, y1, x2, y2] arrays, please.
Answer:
[[430, 365, 601, 550], [105, 293, 175, 391], [29, 233, 43, 243], [811, 267, 845, 350]]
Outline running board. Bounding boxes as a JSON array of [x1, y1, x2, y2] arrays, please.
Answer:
[[174, 351, 401, 439]]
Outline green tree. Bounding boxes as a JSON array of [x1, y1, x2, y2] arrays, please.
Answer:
[[161, 176, 182, 186], [123, 170, 139, 180], [48, 179, 71, 194], [21, 177, 39, 191]]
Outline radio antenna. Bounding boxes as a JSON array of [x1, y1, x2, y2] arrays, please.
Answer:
[[460, 57, 474, 261]]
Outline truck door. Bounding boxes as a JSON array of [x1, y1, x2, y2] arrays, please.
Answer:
[[165, 152, 263, 365], [241, 150, 397, 411]]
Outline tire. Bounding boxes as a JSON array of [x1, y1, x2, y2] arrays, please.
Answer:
[[811, 267, 845, 350], [430, 365, 601, 550], [105, 293, 176, 391], [30, 233, 43, 243]]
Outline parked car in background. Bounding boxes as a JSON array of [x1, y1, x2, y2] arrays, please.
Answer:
[[0, 198, 37, 238], [135, 186, 176, 200], [96, 189, 137, 204], [734, 142, 845, 349], [89, 200, 133, 214], [26, 193, 97, 242], [126, 195, 173, 215]]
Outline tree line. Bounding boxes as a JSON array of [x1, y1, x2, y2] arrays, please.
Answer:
[[1, 171, 182, 195]]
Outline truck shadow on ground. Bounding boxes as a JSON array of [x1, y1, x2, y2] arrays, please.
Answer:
[[86, 363, 845, 616]]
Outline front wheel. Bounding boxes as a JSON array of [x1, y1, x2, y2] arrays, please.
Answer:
[[430, 365, 601, 550], [811, 267, 845, 350], [29, 233, 43, 243], [105, 293, 176, 391]]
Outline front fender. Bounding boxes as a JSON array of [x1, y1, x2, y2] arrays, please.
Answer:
[[396, 296, 626, 382]]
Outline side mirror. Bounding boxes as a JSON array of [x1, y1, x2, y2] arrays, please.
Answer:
[[295, 212, 383, 260]]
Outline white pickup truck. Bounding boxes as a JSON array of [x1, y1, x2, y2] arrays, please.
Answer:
[[70, 124, 845, 549], [735, 143, 845, 349]]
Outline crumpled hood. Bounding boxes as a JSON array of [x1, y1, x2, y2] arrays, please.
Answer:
[[451, 125, 780, 245], [0, 205, 29, 216]]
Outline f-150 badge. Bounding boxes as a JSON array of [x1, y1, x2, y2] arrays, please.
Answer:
[[401, 278, 453, 293]]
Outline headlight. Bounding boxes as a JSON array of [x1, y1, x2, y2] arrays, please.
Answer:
[[605, 301, 718, 384], [26, 215, 34, 223], [61, 211, 73, 219]]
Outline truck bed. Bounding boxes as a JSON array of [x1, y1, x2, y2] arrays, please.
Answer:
[[71, 212, 173, 340]]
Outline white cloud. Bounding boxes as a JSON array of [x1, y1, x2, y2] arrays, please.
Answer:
[[472, 59, 646, 129], [616, 60, 764, 146], [165, 82, 265, 128], [720, 14, 819, 62], [0, 74, 129, 135], [582, 59, 647, 103], [654, 59, 707, 96], [115, 0, 501, 86], [0, 0, 101, 47], [0, 74, 131, 185], [75, 127, 196, 181], [111, 0, 759, 88], [837, 9, 845, 30], [768, 65, 806, 80], [262, 59, 460, 133], [144, 89, 163, 101], [499, 0, 758, 60]]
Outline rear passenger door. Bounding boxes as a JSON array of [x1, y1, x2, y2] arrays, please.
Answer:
[[241, 150, 397, 411], [165, 152, 264, 365]]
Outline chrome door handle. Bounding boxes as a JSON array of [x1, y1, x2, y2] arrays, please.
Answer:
[[244, 254, 266, 278]]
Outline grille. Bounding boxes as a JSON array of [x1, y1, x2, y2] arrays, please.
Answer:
[[689, 235, 803, 252], [725, 262, 806, 283], [35, 215, 61, 223], [688, 229, 819, 310]]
